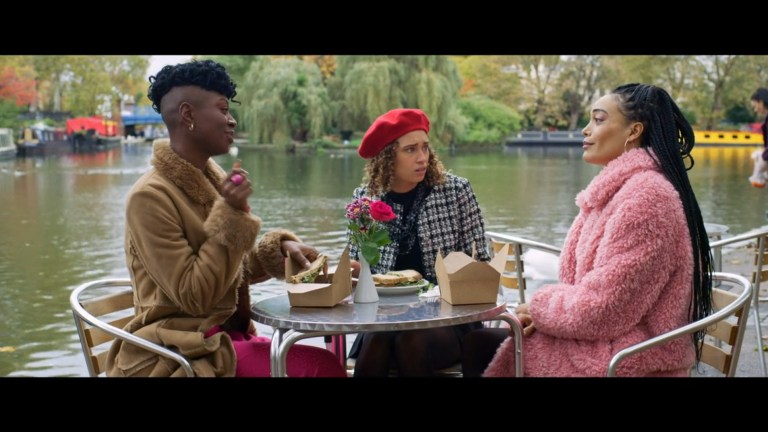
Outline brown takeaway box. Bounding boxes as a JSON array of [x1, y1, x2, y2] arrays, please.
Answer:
[[285, 246, 353, 307], [435, 243, 508, 305]]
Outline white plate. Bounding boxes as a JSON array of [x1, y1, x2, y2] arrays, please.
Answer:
[[375, 279, 429, 296]]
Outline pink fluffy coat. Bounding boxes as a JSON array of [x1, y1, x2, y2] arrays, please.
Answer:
[[485, 149, 695, 377]]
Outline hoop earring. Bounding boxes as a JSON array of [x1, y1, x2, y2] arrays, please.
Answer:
[[188, 123, 194, 132], [624, 137, 630, 152]]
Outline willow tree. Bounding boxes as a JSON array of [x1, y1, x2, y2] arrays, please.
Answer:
[[200, 56, 264, 131], [240, 57, 332, 145], [328, 55, 463, 146]]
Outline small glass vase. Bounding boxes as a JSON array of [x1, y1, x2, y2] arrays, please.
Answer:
[[354, 254, 379, 303]]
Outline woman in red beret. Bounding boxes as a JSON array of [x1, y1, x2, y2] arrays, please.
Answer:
[[347, 108, 490, 377]]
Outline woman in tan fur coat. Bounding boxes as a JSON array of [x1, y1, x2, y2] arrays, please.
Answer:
[[105, 60, 346, 377]]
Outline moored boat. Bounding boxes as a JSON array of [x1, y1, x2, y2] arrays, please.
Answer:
[[0, 128, 15, 159], [505, 130, 583, 146], [694, 130, 762, 147], [16, 125, 72, 157], [506, 129, 765, 147]]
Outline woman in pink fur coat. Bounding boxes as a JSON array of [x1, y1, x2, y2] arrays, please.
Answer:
[[463, 84, 714, 377]]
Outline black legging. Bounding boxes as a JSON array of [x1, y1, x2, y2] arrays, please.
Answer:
[[461, 327, 509, 377], [353, 326, 463, 377]]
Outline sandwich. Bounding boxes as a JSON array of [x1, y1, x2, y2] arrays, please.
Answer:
[[287, 254, 328, 284], [372, 269, 423, 286]]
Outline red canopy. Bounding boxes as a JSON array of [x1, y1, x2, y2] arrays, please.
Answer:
[[66, 116, 118, 136]]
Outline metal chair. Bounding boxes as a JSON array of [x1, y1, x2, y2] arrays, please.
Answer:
[[608, 272, 753, 377], [484, 231, 562, 305], [70, 278, 194, 377], [710, 228, 768, 377]]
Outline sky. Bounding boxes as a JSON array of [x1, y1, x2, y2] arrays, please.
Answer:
[[145, 55, 193, 79]]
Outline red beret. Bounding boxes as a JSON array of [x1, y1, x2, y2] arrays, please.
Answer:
[[358, 108, 430, 159]]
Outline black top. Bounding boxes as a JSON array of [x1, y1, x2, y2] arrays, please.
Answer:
[[387, 187, 426, 278]]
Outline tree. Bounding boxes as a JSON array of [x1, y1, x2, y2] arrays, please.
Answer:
[[691, 55, 744, 129], [30, 56, 148, 118], [456, 96, 521, 146], [328, 55, 464, 146], [101, 56, 150, 126], [452, 55, 521, 107], [205, 55, 263, 88], [300, 55, 336, 82], [510, 55, 562, 130], [240, 58, 332, 144], [557, 56, 603, 130], [0, 66, 36, 107]]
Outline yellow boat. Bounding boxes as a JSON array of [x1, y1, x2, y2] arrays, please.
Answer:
[[694, 130, 763, 147]]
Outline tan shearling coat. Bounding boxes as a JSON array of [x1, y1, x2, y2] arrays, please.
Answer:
[[106, 140, 298, 377]]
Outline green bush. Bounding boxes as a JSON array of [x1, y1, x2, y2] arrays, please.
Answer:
[[0, 100, 24, 130], [456, 96, 521, 146], [308, 137, 337, 149]]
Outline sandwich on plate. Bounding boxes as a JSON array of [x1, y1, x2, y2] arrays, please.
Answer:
[[372, 270, 424, 287]]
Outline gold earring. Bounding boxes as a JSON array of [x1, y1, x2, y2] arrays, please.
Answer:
[[188, 123, 194, 132], [624, 137, 630, 152]]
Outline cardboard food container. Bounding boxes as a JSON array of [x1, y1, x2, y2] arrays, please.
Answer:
[[285, 246, 352, 307], [435, 243, 508, 305]]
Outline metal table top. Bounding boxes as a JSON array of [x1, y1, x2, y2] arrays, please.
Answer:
[[251, 294, 507, 333]]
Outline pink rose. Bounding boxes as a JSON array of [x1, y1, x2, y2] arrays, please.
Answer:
[[370, 200, 396, 222]]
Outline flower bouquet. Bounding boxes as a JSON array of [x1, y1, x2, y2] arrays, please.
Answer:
[[345, 196, 395, 303], [345, 196, 396, 266]]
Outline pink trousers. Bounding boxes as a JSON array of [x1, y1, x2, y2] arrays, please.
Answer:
[[206, 326, 347, 377]]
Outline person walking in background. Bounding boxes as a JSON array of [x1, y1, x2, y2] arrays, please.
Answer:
[[749, 87, 768, 187], [347, 108, 490, 377], [106, 60, 346, 377], [464, 83, 713, 377]]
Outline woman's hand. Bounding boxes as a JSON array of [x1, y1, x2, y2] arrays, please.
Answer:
[[350, 259, 361, 278], [221, 160, 251, 212], [515, 303, 536, 337], [282, 240, 318, 269]]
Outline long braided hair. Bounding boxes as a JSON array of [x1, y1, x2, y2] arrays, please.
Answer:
[[612, 83, 713, 364]]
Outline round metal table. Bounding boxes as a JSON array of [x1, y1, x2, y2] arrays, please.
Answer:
[[251, 294, 516, 377]]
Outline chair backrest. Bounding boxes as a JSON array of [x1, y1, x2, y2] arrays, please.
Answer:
[[753, 234, 767, 297], [607, 272, 752, 377], [70, 278, 194, 377], [485, 231, 562, 305], [709, 229, 768, 377], [490, 238, 526, 300]]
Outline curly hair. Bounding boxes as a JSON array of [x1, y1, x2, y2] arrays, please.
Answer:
[[147, 59, 238, 113], [612, 83, 713, 365], [363, 140, 446, 197]]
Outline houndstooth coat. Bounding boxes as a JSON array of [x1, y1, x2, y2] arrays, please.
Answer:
[[348, 173, 489, 283]]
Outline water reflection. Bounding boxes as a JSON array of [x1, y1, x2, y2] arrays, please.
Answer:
[[1, 144, 765, 376]]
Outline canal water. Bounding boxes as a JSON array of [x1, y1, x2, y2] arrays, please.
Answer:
[[1, 143, 765, 376]]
